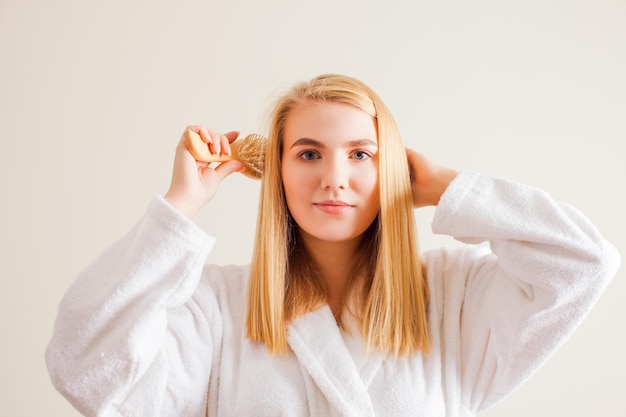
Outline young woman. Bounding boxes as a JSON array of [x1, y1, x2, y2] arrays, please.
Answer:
[[47, 74, 620, 417]]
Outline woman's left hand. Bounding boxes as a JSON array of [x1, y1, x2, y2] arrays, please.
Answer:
[[406, 149, 458, 208]]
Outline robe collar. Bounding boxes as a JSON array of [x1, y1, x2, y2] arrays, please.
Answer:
[[287, 305, 383, 417]]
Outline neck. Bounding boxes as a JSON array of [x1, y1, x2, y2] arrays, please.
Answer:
[[298, 230, 362, 315]]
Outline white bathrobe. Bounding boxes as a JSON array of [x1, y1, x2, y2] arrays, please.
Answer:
[[46, 171, 620, 417]]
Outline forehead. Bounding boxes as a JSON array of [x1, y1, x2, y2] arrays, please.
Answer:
[[283, 101, 377, 145]]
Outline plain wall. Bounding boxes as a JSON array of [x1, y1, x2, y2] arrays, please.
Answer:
[[1, 1, 624, 416]]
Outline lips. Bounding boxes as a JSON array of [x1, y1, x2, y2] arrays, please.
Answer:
[[313, 200, 354, 214]]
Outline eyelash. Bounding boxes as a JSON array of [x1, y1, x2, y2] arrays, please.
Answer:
[[297, 150, 372, 161], [299, 150, 320, 161], [351, 150, 371, 160]]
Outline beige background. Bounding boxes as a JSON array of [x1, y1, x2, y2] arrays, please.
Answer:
[[1, 1, 624, 416]]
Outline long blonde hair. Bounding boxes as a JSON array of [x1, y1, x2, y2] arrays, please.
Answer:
[[246, 74, 430, 357]]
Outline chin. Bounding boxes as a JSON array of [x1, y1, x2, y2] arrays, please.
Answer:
[[301, 226, 366, 244]]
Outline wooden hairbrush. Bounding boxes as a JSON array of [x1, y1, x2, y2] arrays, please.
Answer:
[[183, 129, 266, 179]]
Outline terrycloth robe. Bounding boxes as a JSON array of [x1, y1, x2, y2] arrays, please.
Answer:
[[46, 171, 620, 417]]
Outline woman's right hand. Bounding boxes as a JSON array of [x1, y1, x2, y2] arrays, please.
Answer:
[[164, 126, 244, 218]]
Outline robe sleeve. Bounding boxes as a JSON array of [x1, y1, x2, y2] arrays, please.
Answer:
[[45, 196, 219, 417], [426, 171, 620, 413]]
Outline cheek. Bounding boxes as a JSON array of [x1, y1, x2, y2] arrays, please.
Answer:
[[355, 166, 380, 195], [282, 179, 298, 206], [281, 163, 308, 207]]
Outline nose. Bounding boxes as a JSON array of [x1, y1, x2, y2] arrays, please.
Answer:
[[320, 157, 348, 190]]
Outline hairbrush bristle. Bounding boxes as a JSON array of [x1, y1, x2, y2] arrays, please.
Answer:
[[236, 133, 266, 179]]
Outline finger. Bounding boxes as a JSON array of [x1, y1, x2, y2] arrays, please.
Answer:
[[213, 160, 245, 181], [224, 131, 240, 143], [185, 125, 202, 134], [175, 131, 201, 167], [223, 131, 240, 156], [207, 130, 222, 155], [219, 134, 231, 156], [196, 126, 214, 152]]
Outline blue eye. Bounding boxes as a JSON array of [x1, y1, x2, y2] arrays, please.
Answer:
[[299, 150, 319, 161], [352, 150, 370, 160]]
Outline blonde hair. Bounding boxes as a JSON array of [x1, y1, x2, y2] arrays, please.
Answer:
[[246, 74, 430, 357]]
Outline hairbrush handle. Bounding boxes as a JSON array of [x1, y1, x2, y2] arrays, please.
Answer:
[[183, 129, 238, 163]]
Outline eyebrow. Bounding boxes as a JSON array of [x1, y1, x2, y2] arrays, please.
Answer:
[[289, 137, 378, 149]]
